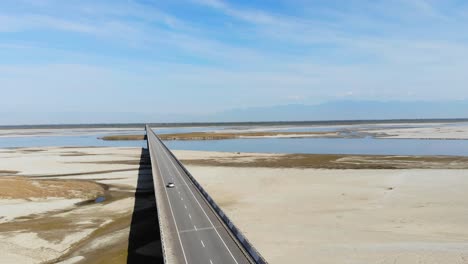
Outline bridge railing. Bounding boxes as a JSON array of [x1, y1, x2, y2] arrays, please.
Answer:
[[153, 132, 268, 264], [146, 127, 170, 264]]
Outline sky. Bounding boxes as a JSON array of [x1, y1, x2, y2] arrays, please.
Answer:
[[1, 0, 468, 124]]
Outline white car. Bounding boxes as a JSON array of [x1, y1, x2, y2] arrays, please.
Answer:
[[166, 182, 175, 188]]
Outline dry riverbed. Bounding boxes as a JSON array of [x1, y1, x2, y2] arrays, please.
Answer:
[[100, 131, 340, 141], [99, 122, 468, 141], [0, 147, 161, 264], [177, 150, 468, 169], [364, 123, 468, 140], [1, 147, 468, 264], [185, 166, 468, 264], [177, 151, 468, 264]]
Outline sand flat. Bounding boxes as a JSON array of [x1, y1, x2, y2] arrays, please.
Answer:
[[0, 147, 147, 264], [183, 164, 468, 264], [0, 128, 143, 138], [1, 146, 468, 263], [370, 123, 468, 139]]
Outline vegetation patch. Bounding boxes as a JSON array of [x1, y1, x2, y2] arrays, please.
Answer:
[[181, 154, 468, 169], [76, 160, 142, 165], [60, 151, 98, 157], [19, 149, 46, 153], [0, 170, 19, 175], [101, 131, 338, 141], [100, 135, 146, 141], [0, 177, 106, 199], [28, 168, 138, 178]]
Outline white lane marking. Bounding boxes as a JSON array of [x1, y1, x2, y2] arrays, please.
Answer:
[[201, 240, 205, 248], [210, 260, 214, 264], [159, 142, 240, 264], [189, 214, 192, 219], [194, 225, 198, 231], [179, 226, 221, 233], [184, 205, 187, 209], [181, 197, 184, 201], [148, 132, 188, 264]]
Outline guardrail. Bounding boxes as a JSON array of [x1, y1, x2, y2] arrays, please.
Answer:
[[153, 132, 268, 264], [146, 128, 170, 264]]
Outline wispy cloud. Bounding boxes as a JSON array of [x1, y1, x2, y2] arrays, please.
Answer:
[[0, 14, 97, 33], [1, 0, 468, 123], [192, 0, 283, 25]]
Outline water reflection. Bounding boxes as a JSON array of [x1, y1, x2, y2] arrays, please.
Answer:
[[164, 137, 468, 156], [0, 135, 146, 148], [1, 126, 468, 156]]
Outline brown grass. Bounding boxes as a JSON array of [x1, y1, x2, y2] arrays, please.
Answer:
[[19, 149, 46, 153], [160, 131, 337, 140], [0, 214, 79, 240], [52, 212, 134, 264], [77, 160, 141, 165], [181, 154, 468, 169], [100, 135, 146, 141], [0, 170, 19, 175], [60, 151, 98, 157], [0, 177, 106, 199], [101, 131, 337, 141], [27, 168, 138, 178]]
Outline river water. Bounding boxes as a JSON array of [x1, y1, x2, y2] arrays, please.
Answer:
[[0, 126, 467, 156]]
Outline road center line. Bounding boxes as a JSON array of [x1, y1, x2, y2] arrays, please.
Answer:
[[158, 139, 240, 264], [179, 226, 221, 233], [147, 130, 188, 264]]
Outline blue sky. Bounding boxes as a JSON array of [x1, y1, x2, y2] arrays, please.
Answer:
[[1, 0, 468, 124]]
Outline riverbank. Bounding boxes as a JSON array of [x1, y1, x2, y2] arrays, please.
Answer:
[[184, 164, 468, 264], [101, 131, 340, 141], [1, 147, 468, 263], [0, 147, 161, 264], [176, 150, 468, 169], [370, 124, 468, 139]]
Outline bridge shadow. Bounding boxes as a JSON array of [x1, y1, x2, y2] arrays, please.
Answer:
[[127, 148, 164, 264]]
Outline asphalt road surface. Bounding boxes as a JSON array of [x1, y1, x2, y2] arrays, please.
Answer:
[[146, 126, 253, 264]]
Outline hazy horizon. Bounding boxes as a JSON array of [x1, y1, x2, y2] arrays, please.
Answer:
[[1, 99, 468, 126], [1, 1, 468, 124]]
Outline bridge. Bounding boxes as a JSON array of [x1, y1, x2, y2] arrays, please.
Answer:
[[146, 125, 266, 264]]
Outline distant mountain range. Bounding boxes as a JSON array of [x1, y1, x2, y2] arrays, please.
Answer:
[[208, 100, 468, 122], [1, 100, 468, 126]]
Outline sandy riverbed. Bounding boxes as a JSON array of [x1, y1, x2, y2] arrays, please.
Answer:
[[176, 151, 468, 264], [0, 128, 144, 138], [0, 147, 162, 264], [184, 166, 468, 264], [368, 123, 468, 139], [1, 147, 468, 263]]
